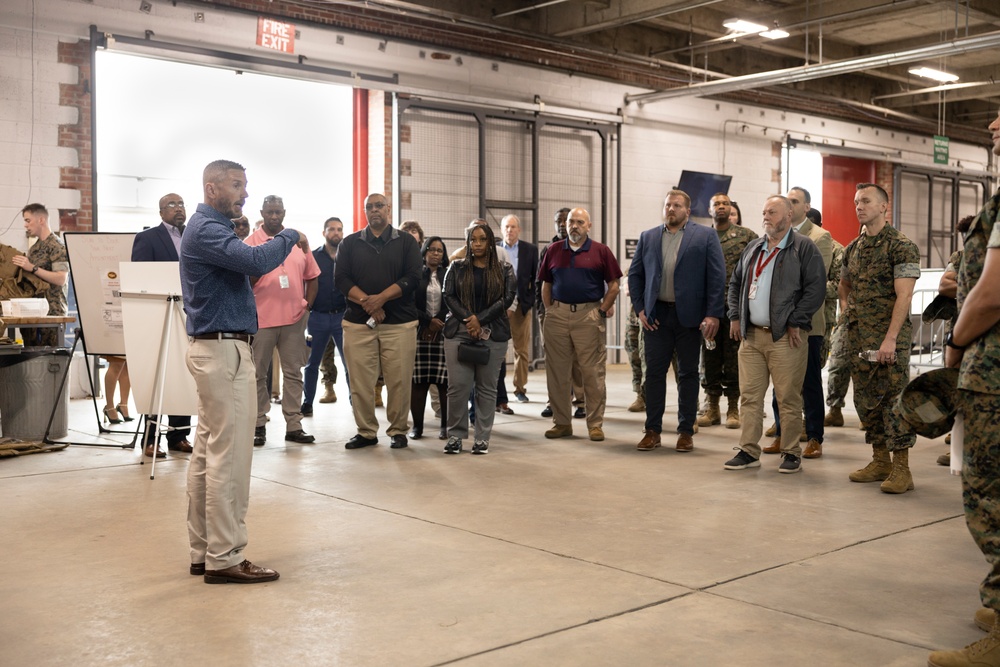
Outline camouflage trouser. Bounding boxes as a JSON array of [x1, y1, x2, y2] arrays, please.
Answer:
[[320, 337, 339, 386], [825, 322, 851, 409], [959, 390, 1000, 610], [700, 315, 739, 399], [625, 309, 645, 398], [820, 321, 834, 368], [847, 323, 915, 450]]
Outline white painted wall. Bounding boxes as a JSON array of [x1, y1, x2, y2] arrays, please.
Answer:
[[1, 0, 993, 256]]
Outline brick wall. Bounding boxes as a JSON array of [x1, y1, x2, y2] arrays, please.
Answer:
[[57, 39, 91, 231]]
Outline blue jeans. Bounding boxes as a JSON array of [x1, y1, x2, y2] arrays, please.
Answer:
[[303, 310, 347, 407], [772, 335, 825, 443], [643, 302, 701, 435]]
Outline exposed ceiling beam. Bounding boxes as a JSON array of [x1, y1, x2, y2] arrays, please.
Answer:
[[553, 0, 726, 38], [625, 29, 1000, 105]]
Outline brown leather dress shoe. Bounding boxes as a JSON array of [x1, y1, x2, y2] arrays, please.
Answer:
[[803, 439, 823, 458], [190, 563, 205, 576], [168, 439, 193, 453], [676, 433, 694, 452], [637, 430, 661, 451], [144, 443, 166, 458], [204, 559, 279, 584], [762, 437, 782, 454]]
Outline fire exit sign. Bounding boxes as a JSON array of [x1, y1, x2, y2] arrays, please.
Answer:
[[257, 17, 295, 54]]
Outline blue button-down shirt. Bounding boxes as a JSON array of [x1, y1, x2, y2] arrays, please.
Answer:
[[180, 203, 300, 335]]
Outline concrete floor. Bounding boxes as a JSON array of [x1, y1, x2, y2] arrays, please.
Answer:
[[0, 364, 986, 667]]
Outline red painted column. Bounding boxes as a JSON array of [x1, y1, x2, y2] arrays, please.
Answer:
[[352, 88, 369, 232]]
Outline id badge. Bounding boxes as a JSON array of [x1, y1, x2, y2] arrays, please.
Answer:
[[279, 274, 290, 289], [748, 282, 758, 300]]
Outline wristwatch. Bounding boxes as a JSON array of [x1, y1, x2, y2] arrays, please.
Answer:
[[945, 332, 967, 350], [598, 308, 609, 319], [31, 266, 39, 274]]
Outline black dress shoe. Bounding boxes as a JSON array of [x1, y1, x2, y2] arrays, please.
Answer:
[[498, 404, 514, 415], [190, 563, 205, 576], [300, 403, 313, 417], [541, 405, 553, 418], [204, 559, 279, 584], [390, 434, 408, 449], [253, 426, 266, 447], [345, 434, 378, 449], [408, 428, 423, 439], [285, 430, 315, 444], [438, 428, 447, 440], [574, 407, 586, 419]]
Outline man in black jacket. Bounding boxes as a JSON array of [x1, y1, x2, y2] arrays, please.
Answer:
[[131, 192, 192, 457], [334, 193, 422, 450]]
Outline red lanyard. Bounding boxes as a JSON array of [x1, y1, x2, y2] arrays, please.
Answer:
[[754, 246, 779, 280]]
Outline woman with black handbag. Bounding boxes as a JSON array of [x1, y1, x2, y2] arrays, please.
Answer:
[[441, 223, 516, 455], [409, 236, 450, 440]]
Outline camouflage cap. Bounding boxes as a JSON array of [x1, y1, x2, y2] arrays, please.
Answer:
[[896, 368, 959, 439], [921, 294, 958, 323]]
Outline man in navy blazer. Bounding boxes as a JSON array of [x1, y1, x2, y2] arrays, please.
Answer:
[[499, 214, 539, 402], [627, 189, 726, 453], [130, 192, 193, 457]]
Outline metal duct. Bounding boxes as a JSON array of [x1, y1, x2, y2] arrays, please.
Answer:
[[625, 30, 1000, 105]]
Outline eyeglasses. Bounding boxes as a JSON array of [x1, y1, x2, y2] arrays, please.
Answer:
[[426, 247, 444, 254], [365, 202, 387, 211], [161, 202, 185, 209]]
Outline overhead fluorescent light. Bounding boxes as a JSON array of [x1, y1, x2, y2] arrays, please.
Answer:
[[908, 66, 959, 82], [760, 29, 789, 40], [723, 19, 768, 34]]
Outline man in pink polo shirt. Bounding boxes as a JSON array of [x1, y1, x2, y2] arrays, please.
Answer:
[[247, 195, 320, 446]]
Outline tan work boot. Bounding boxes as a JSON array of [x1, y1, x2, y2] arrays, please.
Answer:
[[849, 445, 892, 483], [928, 617, 1000, 666], [977, 607, 997, 632], [881, 448, 914, 494], [319, 383, 337, 404], [725, 397, 740, 429], [628, 394, 646, 412], [697, 396, 721, 427], [824, 406, 844, 427], [765, 422, 777, 438], [938, 451, 951, 467]]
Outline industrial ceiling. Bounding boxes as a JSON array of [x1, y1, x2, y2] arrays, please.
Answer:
[[276, 0, 1000, 146]]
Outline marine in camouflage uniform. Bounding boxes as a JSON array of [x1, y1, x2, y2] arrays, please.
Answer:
[[840, 184, 920, 494], [17, 204, 69, 347], [625, 305, 645, 410], [929, 183, 1000, 664], [698, 194, 757, 428], [824, 240, 850, 425]]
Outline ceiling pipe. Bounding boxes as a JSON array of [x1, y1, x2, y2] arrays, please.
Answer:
[[554, 0, 726, 38], [493, 0, 574, 20], [871, 80, 999, 102], [625, 29, 1000, 105]]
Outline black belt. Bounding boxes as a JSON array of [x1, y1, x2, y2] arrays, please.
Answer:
[[312, 307, 346, 314], [656, 300, 676, 307], [560, 301, 600, 312], [193, 332, 253, 343]]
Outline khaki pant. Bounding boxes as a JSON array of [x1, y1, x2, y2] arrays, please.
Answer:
[[344, 319, 418, 439], [542, 301, 607, 429], [185, 338, 256, 570], [252, 314, 309, 431], [508, 307, 532, 394], [737, 326, 809, 459]]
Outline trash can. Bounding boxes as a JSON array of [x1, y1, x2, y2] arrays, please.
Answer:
[[0, 350, 70, 440]]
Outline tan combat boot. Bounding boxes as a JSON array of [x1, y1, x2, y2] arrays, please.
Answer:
[[628, 394, 646, 412], [319, 383, 337, 404], [725, 397, 740, 429], [824, 405, 844, 427], [928, 614, 1000, 666], [881, 448, 915, 494], [697, 396, 721, 427], [849, 445, 892, 483]]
